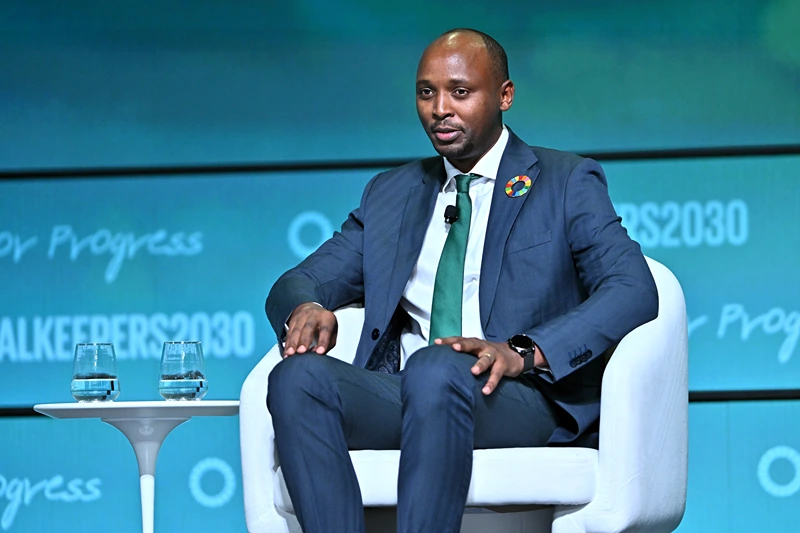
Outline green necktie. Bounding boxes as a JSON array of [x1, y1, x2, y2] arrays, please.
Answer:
[[429, 173, 478, 343]]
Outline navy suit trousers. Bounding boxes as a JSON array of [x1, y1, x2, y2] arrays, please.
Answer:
[[267, 345, 558, 533]]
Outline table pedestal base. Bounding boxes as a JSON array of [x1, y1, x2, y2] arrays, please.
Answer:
[[102, 417, 190, 533], [140, 474, 155, 533], [34, 401, 239, 533]]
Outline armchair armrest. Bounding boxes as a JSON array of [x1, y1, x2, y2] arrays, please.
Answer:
[[554, 257, 689, 533], [240, 346, 294, 533]]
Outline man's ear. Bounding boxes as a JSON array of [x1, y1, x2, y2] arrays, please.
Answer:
[[500, 80, 515, 112]]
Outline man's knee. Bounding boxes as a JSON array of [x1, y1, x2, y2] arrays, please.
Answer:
[[267, 354, 335, 416], [402, 345, 477, 400]]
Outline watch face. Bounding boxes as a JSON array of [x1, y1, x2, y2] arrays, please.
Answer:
[[510, 334, 534, 351]]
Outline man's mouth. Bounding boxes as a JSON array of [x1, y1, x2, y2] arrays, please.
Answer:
[[432, 128, 462, 142]]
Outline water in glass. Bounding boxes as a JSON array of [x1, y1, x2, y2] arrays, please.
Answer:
[[71, 343, 120, 402], [159, 341, 208, 400], [71, 374, 121, 402]]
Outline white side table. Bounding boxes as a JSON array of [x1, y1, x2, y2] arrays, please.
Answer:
[[34, 401, 239, 533]]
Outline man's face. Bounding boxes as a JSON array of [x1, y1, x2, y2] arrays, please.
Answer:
[[416, 34, 513, 172]]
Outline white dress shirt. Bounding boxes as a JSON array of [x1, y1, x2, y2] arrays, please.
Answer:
[[399, 126, 510, 368]]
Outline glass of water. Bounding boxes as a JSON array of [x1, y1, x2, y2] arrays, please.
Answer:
[[159, 341, 208, 401], [71, 343, 121, 402]]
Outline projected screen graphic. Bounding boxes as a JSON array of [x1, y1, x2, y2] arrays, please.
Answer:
[[0, 415, 245, 532], [604, 155, 800, 391], [0, 169, 376, 406], [2, 0, 799, 169], [679, 401, 800, 533], [1, 154, 798, 406]]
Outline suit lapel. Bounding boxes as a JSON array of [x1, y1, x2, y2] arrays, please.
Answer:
[[479, 131, 540, 332], [384, 159, 442, 324]]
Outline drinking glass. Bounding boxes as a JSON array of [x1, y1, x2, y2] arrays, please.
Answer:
[[70, 343, 121, 402], [159, 341, 208, 400]]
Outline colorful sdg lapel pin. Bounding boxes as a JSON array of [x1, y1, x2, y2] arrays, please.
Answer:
[[505, 175, 531, 197]]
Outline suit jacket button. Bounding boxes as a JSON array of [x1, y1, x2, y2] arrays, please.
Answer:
[[371, 328, 380, 340]]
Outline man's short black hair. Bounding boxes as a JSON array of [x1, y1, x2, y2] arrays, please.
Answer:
[[440, 28, 510, 82]]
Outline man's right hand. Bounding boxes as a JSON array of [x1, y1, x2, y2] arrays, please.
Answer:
[[283, 303, 338, 357]]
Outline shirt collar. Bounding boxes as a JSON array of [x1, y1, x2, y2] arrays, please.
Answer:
[[442, 125, 509, 191]]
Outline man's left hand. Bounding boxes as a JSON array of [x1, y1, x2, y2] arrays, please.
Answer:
[[434, 336, 524, 395]]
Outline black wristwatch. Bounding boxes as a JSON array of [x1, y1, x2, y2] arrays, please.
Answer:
[[507, 334, 537, 373]]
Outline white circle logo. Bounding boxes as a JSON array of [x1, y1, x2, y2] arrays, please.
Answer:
[[288, 211, 333, 259], [189, 457, 237, 508], [757, 445, 800, 498]]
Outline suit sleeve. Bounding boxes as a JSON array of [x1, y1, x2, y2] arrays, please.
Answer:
[[526, 158, 659, 381], [264, 175, 378, 341]]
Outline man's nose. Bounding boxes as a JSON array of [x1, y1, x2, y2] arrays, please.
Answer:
[[432, 94, 452, 119]]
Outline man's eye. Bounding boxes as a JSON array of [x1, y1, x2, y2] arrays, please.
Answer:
[[453, 89, 469, 97], [418, 88, 433, 98]]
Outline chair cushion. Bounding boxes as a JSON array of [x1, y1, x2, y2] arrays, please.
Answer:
[[274, 447, 597, 512]]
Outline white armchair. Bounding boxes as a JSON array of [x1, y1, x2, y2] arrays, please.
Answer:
[[240, 257, 688, 533]]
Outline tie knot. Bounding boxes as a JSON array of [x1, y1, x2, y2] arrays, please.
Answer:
[[455, 173, 478, 193]]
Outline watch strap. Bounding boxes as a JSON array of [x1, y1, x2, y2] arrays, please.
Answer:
[[522, 352, 536, 373]]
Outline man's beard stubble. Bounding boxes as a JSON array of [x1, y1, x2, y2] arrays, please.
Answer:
[[432, 136, 475, 162]]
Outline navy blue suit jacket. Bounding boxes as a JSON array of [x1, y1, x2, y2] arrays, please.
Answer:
[[267, 130, 658, 445]]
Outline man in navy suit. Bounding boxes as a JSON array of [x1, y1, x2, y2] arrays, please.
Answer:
[[265, 28, 658, 533]]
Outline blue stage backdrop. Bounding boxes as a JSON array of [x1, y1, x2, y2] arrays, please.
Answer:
[[1, 0, 800, 169], [1, 153, 799, 531]]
